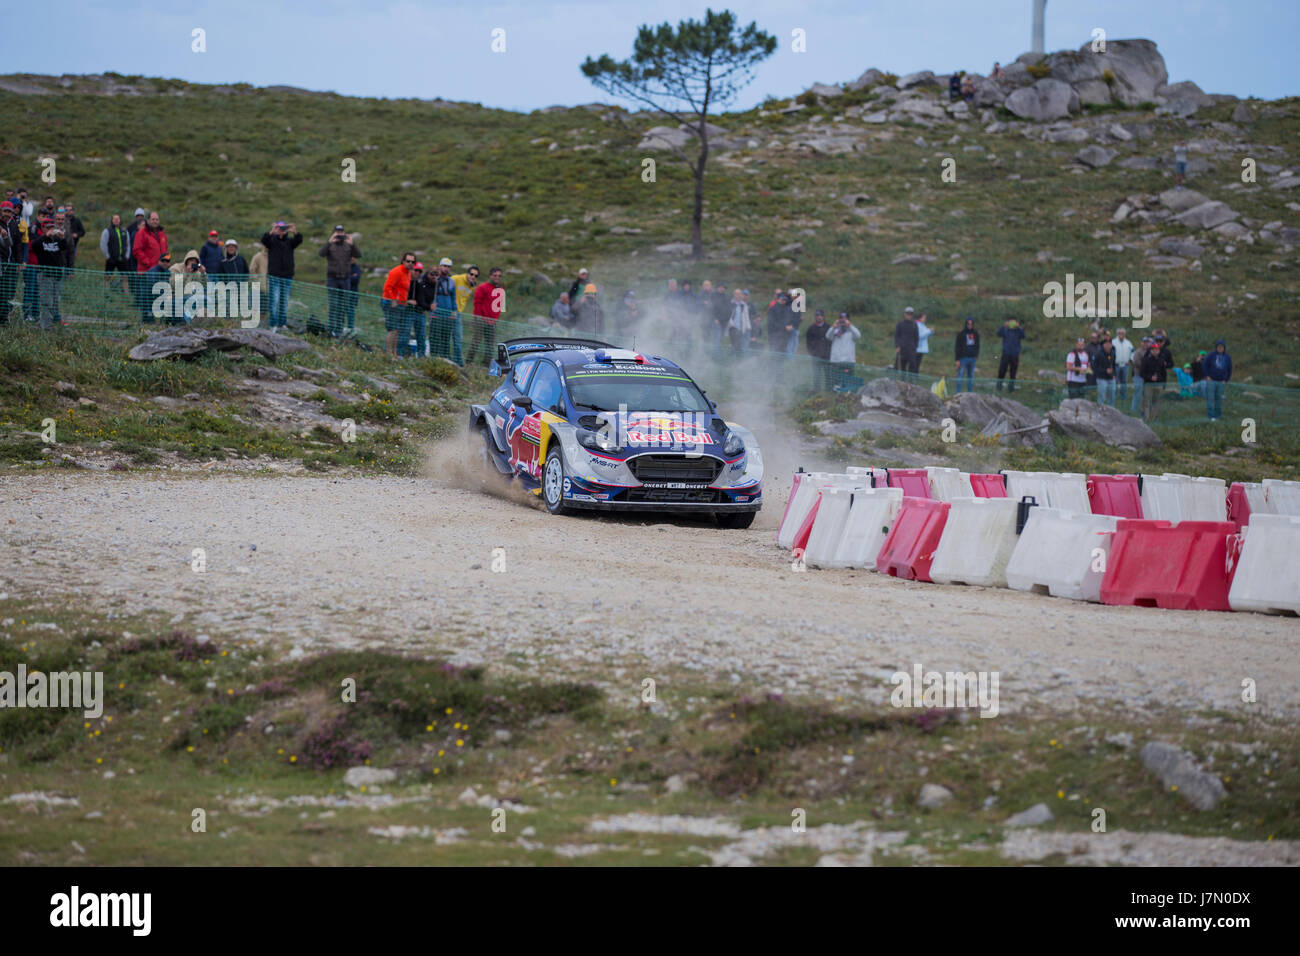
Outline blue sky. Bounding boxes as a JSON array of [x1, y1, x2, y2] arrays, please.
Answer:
[[12, 0, 1296, 110]]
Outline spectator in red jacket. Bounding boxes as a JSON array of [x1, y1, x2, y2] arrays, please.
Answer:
[[382, 252, 417, 358], [133, 211, 168, 272], [132, 211, 168, 325], [468, 267, 504, 367]]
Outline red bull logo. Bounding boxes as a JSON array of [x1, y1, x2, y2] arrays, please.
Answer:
[[625, 414, 714, 446]]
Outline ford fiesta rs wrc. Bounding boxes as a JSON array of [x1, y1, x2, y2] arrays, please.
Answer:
[[468, 338, 763, 528]]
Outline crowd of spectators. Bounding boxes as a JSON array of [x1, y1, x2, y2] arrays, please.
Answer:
[[0, 186, 1237, 418]]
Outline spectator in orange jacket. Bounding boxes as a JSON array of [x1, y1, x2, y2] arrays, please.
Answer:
[[468, 266, 504, 367], [382, 252, 417, 358]]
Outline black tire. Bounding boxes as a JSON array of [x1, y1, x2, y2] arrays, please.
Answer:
[[474, 423, 510, 492], [715, 511, 756, 530], [540, 445, 573, 515]]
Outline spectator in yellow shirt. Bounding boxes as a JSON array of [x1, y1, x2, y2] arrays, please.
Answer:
[[451, 264, 479, 314]]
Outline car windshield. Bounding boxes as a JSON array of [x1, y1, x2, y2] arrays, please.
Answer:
[[565, 370, 711, 412]]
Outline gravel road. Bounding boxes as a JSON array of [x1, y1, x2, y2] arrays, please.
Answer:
[[2, 457, 1296, 717]]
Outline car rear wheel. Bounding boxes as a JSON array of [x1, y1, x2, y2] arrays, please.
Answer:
[[715, 511, 756, 530], [541, 447, 572, 515]]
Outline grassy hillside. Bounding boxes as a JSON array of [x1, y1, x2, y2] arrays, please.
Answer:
[[4, 72, 1298, 380], [3, 70, 1299, 480]]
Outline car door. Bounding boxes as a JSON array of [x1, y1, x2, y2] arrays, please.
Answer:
[[493, 357, 535, 453], [502, 358, 544, 478], [508, 360, 566, 480]]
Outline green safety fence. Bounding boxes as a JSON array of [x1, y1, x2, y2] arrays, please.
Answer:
[[4, 262, 1298, 436]]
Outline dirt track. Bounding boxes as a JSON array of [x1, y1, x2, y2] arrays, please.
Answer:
[[2, 461, 1296, 716]]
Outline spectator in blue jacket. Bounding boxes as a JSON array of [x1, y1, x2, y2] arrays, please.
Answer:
[[199, 230, 224, 274], [1203, 339, 1232, 421], [995, 318, 1025, 392], [428, 257, 462, 364]]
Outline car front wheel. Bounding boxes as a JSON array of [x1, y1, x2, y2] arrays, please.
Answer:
[[715, 511, 756, 530], [541, 447, 572, 515]]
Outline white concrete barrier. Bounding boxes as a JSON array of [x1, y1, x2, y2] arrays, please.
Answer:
[[930, 497, 1021, 587], [1005, 506, 1119, 602], [777, 472, 824, 549], [846, 466, 889, 487], [1003, 470, 1089, 513], [828, 487, 904, 569], [1263, 479, 1300, 517], [778, 474, 868, 549], [1237, 481, 1269, 517], [927, 466, 972, 501], [1141, 473, 1226, 521], [804, 487, 855, 569], [1229, 514, 1300, 615]]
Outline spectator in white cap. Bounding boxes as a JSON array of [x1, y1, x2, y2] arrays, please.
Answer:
[[568, 267, 590, 304], [431, 256, 462, 363], [215, 238, 249, 281]]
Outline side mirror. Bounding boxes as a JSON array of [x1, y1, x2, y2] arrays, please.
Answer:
[[495, 343, 511, 373], [513, 396, 533, 409]]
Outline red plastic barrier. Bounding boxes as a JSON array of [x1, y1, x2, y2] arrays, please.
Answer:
[[1099, 519, 1239, 611], [1226, 483, 1251, 532], [969, 474, 1007, 498], [791, 494, 821, 555], [886, 468, 932, 499], [1088, 474, 1143, 519], [875, 497, 951, 582], [779, 472, 807, 533]]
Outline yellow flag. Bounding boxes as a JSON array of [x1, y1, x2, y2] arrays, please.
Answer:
[[931, 377, 948, 399]]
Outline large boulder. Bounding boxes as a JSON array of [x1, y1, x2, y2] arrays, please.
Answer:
[[128, 327, 311, 361], [896, 70, 940, 90], [942, 392, 1052, 446], [859, 376, 942, 419], [1172, 201, 1239, 230], [1073, 79, 1114, 106], [847, 68, 887, 92], [998, 61, 1037, 90], [892, 97, 949, 122], [1005, 78, 1074, 122], [638, 126, 692, 151], [1158, 187, 1209, 213], [1140, 742, 1225, 811], [806, 82, 843, 99], [1047, 398, 1161, 448], [973, 79, 1007, 108], [1156, 80, 1214, 108], [1075, 145, 1117, 168], [1085, 39, 1167, 107]]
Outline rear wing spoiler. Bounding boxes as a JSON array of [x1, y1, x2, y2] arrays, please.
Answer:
[[492, 337, 616, 375]]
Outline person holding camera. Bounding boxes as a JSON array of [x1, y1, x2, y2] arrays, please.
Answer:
[[258, 220, 302, 329], [319, 225, 360, 336], [33, 217, 70, 330], [825, 310, 861, 388]]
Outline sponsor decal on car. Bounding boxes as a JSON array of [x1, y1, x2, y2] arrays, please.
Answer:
[[624, 413, 714, 446]]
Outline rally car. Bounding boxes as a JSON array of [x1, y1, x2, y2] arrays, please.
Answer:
[[468, 338, 763, 528]]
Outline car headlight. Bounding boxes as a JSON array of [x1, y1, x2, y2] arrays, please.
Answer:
[[722, 430, 745, 457], [578, 428, 622, 453]]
